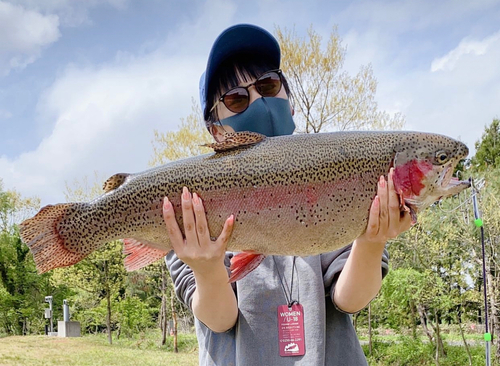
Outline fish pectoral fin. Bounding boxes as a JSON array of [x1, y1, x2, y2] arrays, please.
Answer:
[[103, 173, 130, 193], [203, 131, 266, 152], [229, 251, 266, 282], [123, 238, 168, 271], [398, 189, 419, 224]]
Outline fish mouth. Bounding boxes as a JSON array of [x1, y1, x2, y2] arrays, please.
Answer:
[[401, 161, 470, 223], [438, 163, 471, 197]]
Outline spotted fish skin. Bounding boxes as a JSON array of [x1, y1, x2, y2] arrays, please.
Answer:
[[19, 131, 470, 275]]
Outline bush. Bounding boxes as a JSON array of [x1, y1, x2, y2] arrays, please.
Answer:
[[115, 296, 154, 338], [364, 337, 499, 366], [364, 337, 432, 365]]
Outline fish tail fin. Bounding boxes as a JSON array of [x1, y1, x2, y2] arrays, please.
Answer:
[[229, 251, 266, 283], [19, 203, 88, 274], [123, 238, 168, 271]]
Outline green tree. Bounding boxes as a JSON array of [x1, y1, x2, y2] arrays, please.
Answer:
[[0, 180, 70, 336], [369, 190, 485, 365], [374, 267, 453, 359], [51, 175, 127, 344], [470, 118, 500, 172], [0, 180, 40, 232], [465, 118, 500, 359], [463, 166, 500, 360]]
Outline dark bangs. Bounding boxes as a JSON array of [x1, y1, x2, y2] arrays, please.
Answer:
[[206, 53, 291, 124]]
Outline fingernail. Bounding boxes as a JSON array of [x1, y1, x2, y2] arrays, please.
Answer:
[[163, 197, 171, 210], [182, 187, 190, 200], [379, 176, 386, 188], [192, 192, 200, 205], [228, 214, 234, 225]]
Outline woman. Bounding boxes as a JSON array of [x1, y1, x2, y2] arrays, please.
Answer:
[[164, 24, 412, 366]]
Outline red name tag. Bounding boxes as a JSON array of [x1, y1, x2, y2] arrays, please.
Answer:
[[277, 304, 305, 357]]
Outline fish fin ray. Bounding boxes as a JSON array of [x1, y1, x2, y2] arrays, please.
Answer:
[[103, 173, 130, 193], [123, 238, 168, 271], [19, 203, 88, 274], [229, 251, 266, 282], [203, 131, 266, 152]]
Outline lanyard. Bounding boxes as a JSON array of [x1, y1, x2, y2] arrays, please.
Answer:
[[273, 256, 299, 307]]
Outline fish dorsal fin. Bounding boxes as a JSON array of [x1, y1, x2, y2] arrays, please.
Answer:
[[103, 173, 130, 193], [204, 131, 266, 152]]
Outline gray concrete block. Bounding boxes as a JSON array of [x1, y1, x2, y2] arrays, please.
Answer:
[[57, 321, 81, 337]]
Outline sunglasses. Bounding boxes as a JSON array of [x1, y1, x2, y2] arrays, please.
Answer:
[[210, 69, 283, 114]]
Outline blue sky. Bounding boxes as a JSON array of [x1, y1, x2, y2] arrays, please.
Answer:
[[1, 0, 499, 205]]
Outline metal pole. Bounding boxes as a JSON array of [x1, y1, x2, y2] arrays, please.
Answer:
[[63, 300, 70, 322], [44, 296, 53, 334], [471, 178, 491, 366]]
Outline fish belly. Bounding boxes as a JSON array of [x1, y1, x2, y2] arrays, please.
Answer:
[[202, 174, 378, 256]]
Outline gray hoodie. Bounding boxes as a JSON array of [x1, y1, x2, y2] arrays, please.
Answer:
[[166, 244, 388, 366]]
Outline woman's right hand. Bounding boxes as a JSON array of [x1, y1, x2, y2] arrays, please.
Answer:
[[162, 186, 234, 277], [164, 187, 238, 332]]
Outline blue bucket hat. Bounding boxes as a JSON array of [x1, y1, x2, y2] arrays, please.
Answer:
[[199, 24, 281, 121]]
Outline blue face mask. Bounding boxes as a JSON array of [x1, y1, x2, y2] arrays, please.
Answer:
[[219, 97, 295, 137]]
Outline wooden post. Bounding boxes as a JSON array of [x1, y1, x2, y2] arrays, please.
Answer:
[[170, 286, 178, 353], [105, 260, 112, 345], [368, 302, 372, 357], [161, 265, 168, 346]]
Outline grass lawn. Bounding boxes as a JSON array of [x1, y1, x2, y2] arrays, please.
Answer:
[[0, 333, 198, 366], [357, 326, 485, 345]]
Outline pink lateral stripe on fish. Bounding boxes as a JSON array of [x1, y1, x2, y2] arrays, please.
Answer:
[[19, 131, 470, 282]]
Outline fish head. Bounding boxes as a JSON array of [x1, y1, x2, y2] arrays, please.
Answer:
[[392, 133, 470, 221]]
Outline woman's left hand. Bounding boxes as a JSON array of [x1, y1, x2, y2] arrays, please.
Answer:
[[334, 168, 413, 312], [355, 167, 413, 249]]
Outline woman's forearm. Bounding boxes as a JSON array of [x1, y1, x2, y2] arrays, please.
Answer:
[[333, 239, 385, 313], [192, 264, 238, 333]]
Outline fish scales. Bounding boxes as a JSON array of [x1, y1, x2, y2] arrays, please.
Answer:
[[50, 132, 393, 254], [19, 131, 470, 277]]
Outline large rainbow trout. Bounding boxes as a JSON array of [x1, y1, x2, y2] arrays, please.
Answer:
[[20, 131, 470, 281]]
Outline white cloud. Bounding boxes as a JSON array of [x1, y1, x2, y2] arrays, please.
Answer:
[[8, 0, 128, 27], [431, 31, 500, 72], [374, 31, 500, 155], [333, 1, 500, 157], [0, 1, 60, 75], [337, 0, 500, 33], [0, 0, 249, 206], [0, 50, 204, 205]]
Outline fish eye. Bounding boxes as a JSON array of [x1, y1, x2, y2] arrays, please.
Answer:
[[435, 150, 449, 164]]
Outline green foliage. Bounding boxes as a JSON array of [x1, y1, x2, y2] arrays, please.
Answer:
[[365, 338, 494, 366], [373, 268, 425, 331], [69, 293, 155, 338], [115, 296, 155, 338], [371, 337, 433, 365], [470, 118, 500, 172], [0, 233, 71, 335], [0, 182, 72, 335], [0, 179, 40, 232], [51, 240, 127, 333]]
